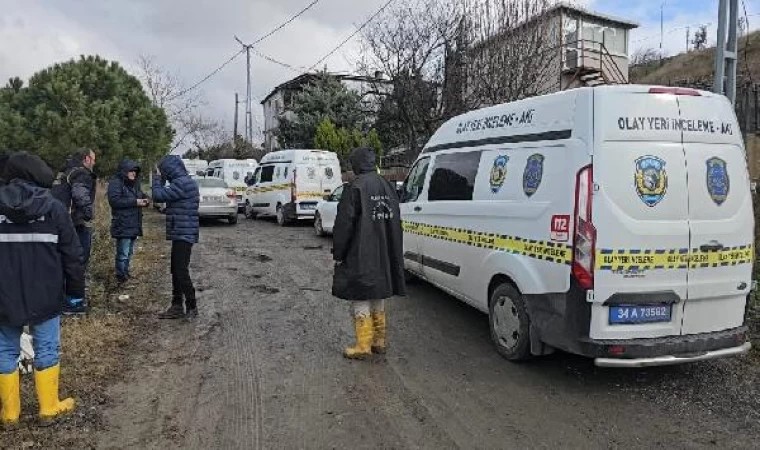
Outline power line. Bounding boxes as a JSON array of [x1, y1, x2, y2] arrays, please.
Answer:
[[308, 0, 396, 71], [249, 0, 322, 46], [252, 48, 304, 73], [168, 49, 245, 101]]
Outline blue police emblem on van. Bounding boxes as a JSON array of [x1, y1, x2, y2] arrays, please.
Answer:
[[706, 157, 729, 205], [489, 155, 509, 193], [635, 156, 668, 207], [523, 154, 544, 197]]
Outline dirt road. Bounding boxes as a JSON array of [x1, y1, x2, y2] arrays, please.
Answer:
[[96, 216, 760, 449]]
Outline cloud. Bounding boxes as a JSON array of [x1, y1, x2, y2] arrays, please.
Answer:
[[0, 0, 387, 148], [2, 0, 758, 152]]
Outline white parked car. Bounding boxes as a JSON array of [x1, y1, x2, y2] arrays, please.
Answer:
[[193, 176, 239, 225], [314, 183, 347, 236]]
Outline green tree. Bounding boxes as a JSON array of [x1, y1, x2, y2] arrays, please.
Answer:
[[0, 55, 173, 175], [276, 73, 365, 149], [314, 117, 384, 170]]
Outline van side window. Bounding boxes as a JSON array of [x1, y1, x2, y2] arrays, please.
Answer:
[[428, 151, 482, 201], [253, 167, 261, 184], [402, 157, 430, 203], [260, 166, 275, 183]]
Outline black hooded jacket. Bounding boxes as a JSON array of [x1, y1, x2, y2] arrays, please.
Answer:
[[107, 160, 147, 238], [331, 147, 406, 300], [0, 153, 85, 326], [59, 157, 97, 227]]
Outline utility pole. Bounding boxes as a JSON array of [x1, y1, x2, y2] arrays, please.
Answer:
[[686, 27, 690, 53], [233, 92, 240, 144], [660, 2, 665, 60], [714, 0, 739, 104], [235, 36, 254, 144]]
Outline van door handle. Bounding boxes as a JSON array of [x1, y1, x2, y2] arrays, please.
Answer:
[[414, 206, 422, 212], [700, 241, 725, 252]]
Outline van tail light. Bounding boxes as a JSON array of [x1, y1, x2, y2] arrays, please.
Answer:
[[226, 191, 237, 200], [291, 169, 297, 203], [648, 87, 701, 96], [572, 165, 596, 290]]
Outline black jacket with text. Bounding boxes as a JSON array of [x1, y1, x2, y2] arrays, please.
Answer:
[[332, 147, 406, 301]]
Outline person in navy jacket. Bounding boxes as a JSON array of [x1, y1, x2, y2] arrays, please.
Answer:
[[107, 160, 149, 283], [152, 155, 200, 319], [0, 152, 84, 427]]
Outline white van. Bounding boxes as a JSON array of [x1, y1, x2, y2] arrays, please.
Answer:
[[182, 158, 209, 176], [244, 149, 342, 226], [207, 159, 259, 210], [401, 85, 754, 367]]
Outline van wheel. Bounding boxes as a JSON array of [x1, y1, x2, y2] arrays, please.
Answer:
[[489, 283, 531, 361], [228, 214, 238, 225], [314, 213, 325, 236], [276, 205, 288, 227]]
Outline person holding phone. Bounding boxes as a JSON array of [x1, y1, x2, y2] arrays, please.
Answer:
[[107, 160, 150, 284]]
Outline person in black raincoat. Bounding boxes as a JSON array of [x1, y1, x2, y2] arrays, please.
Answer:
[[107, 160, 149, 283], [332, 147, 405, 359]]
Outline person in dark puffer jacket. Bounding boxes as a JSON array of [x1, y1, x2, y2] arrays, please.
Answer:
[[108, 160, 150, 283], [0, 152, 84, 428], [152, 155, 200, 319]]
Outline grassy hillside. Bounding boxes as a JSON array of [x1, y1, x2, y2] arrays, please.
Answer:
[[631, 31, 760, 86]]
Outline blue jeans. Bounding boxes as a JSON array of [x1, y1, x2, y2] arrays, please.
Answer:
[[0, 316, 61, 374], [115, 238, 136, 281], [76, 226, 93, 271]]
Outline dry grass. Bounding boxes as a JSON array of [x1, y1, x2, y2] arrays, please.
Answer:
[[631, 31, 760, 86], [0, 183, 169, 449]]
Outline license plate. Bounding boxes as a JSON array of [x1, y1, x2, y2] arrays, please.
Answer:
[[609, 304, 672, 325], [203, 196, 223, 203], [300, 203, 316, 210]]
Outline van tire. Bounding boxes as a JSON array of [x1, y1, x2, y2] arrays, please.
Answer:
[[276, 204, 288, 227], [228, 214, 238, 225], [488, 283, 532, 361]]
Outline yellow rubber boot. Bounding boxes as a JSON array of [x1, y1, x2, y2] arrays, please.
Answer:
[[343, 316, 374, 360], [34, 364, 75, 426], [371, 311, 387, 354], [0, 370, 21, 429]]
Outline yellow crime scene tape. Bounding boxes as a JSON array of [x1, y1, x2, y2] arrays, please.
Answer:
[[247, 183, 290, 194], [402, 221, 754, 271], [402, 221, 572, 265], [596, 245, 754, 270]]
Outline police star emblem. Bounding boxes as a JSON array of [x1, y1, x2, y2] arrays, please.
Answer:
[[489, 155, 509, 193], [523, 154, 544, 197], [635, 156, 668, 207], [706, 157, 729, 205]]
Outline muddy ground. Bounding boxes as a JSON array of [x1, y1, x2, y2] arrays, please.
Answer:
[[75, 215, 760, 450]]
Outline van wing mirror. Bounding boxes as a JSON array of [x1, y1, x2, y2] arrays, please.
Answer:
[[323, 194, 331, 201]]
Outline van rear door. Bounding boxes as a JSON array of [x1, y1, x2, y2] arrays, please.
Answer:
[[592, 89, 690, 340], [677, 94, 753, 335]]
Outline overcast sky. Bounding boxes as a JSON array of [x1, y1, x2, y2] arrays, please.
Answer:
[[1, 0, 759, 148]]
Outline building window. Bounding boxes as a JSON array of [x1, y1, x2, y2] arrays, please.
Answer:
[[563, 15, 578, 45], [603, 27, 626, 55], [428, 152, 482, 201]]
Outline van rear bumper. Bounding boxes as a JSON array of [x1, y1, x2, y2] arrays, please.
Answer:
[[581, 326, 750, 367], [595, 342, 751, 367]]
